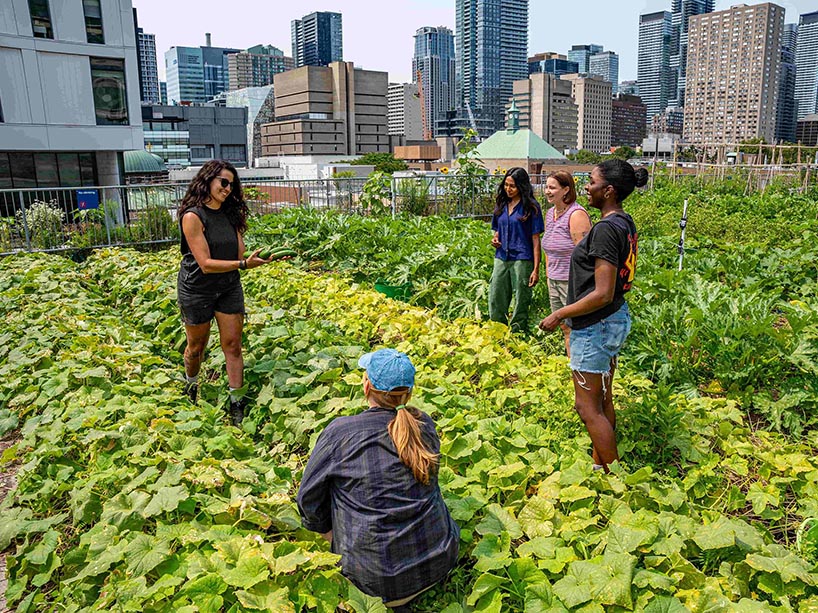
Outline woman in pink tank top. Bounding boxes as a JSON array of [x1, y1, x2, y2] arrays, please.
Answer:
[[541, 171, 591, 355]]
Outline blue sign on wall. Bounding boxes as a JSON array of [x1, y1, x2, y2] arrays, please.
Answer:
[[77, 190, 99, 210]]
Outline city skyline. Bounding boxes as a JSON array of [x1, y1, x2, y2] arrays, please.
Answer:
[[134, 0, 817, 85]]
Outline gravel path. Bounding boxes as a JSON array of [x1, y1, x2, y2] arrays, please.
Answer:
[[0, 432, 21, 613]]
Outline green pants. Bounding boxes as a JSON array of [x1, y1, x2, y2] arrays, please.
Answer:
[[489, 258, 534, 333]]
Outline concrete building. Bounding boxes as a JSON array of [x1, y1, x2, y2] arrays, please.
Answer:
[[456, 0, 529, 135], [165, 36, 241, 105], [508, 73, 578, 152], [136, 28, 159, 103], [669, 0, 715, 108], [638, 11, 673, 120], [777, 23, 798, 142], [387, 83, 423, 141], [567, 44, 602, 74], [291, 12, 343, 68], [226, 85, 275, 167], [796, 114, 818, 145], [651, 106, 684, 135], [795, 11, 818, 119], [561, 74, 612, 153], [413, 25, 456, 139], [261, 62, 388, 157], [228, 45, 294, 91], [528, 52, 578, 77], [0, 0, 143, 189], [142, 104, 247, 168], [684, 3, 784, 145], [611, 94, 647, 148], [589, 51, 619, 95]]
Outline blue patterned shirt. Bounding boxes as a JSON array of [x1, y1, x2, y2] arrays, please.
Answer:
[[297, 407, 460, 601], [492, 200, 545, 262]]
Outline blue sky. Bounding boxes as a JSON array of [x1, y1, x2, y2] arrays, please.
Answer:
[[134, 0, 818, 83]]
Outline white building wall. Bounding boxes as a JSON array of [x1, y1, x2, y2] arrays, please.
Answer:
[[40, 52, 96, 125], [50, 0, 87, 43], [0, 47, 31, 122]]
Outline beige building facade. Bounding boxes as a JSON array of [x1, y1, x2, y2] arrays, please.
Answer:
[[261, 61, 388, 156], [560, 74, 612, 153], [508, 73, 578, 153], [684, 3, 783, 145]]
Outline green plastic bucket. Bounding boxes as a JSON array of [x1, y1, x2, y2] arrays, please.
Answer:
[[374, 279, 413, 301]]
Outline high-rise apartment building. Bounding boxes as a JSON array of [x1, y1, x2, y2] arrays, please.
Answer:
[[509, 73, 578, 152], [291, 12, 343, 68], [137, 28, 160, 103], [589, 50, 619, 95], [777, 23, 798, 142], [611, 94, 647, 148], [638, 11, 673, 120], [456, 0, 529, 135], [387, 83, 423, 141], [0, 0, 143, 189], [795, 11, 818, 119], [528, 53, 579, 77], [413, 26, 456, 139], [668, 0, 715, 108], [261, 62, 388, 156], [567, 44, 603, 74], [620, 80, 639, 96], [165, 36, 240, 105], [228, 45, 294, 91], [684, 3, 784, 145], [561, 74, 612, 153]]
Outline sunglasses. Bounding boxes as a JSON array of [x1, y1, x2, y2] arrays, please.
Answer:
[[217, 177, 233, 190]]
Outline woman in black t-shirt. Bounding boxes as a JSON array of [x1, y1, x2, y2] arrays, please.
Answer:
[[539, 160, 647, 471], [177, 160, 272, 426]]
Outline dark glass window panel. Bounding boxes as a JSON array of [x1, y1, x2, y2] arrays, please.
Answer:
[[79, 153, 96, 185], [82, 0, 104, 43], [28, 0, 53, 38], [57, 153, 81, 187], [90, 57, 128, 125], [0, 154, 12, 189], [10, 154, 36, 188], [34, 153, 59, 187]]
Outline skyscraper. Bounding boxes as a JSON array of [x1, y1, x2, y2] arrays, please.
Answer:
[[589, 51, 619, 95], [291, 12, 343, 68], [456, 0, 529, 135], [567, 44, 603, 74], [795, 11, 818, 119], [638, 11, 673, 120], [668, 0, 715, 108], [684, 3, 784, 145], [528, 53, 579, 77], [413, 26, 456, 139], [228, 45, 294, 91], [137, 28, 160, 104], [510, 73, 578, 152], [777, 24, 798, 142], [165, 36, 241, 105], [561, 74, 612, 153]]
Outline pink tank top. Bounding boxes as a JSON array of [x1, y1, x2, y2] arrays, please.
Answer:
[[542, 201, 588, 281]]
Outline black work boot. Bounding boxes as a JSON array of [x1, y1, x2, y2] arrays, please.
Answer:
[[228, 398, 246, 427], [184, 381, 198, 404]]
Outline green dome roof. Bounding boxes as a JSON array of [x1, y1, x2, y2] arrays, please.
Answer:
[[475, 128, 566, 161], [124, 150, 167, 174]]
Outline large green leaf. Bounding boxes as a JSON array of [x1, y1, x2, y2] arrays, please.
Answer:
[[518, 497, 555, 539], [475, 503, 523, 540], [235, 583, 294, 612], [124, 533, 171, 577], [142, 485, 189, 518], [345, 583, 388, 613], [184, 573, 227, 613]]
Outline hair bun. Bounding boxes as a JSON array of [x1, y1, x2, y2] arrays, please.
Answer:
[[634, 167, 649, 188]]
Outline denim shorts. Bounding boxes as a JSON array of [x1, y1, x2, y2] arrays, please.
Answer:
[[569, 303, 631, 374]]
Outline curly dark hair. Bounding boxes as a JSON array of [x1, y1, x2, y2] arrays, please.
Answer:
[[179, 160, 249, 234], [493, 167, 540, 222]]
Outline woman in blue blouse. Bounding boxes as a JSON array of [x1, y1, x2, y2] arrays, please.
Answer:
[[489, 167, 545, 333]]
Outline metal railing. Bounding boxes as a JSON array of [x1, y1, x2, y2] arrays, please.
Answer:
[[0, 174, 589, 255]]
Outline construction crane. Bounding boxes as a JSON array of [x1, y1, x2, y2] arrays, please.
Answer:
[[416, 70, 432, 141]]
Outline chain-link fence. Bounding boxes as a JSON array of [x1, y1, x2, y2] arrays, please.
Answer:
[[0, 174, 590, 255]]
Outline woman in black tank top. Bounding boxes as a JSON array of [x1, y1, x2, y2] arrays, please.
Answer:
[[177, 160, 273, 426]]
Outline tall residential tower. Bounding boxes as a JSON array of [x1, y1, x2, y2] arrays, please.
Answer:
[[668, 0, 715, 108], [638, 11, 673, 120], [795, 11, 818, 119], [413, 26, 456, 139], [291, 12, 343, 68]]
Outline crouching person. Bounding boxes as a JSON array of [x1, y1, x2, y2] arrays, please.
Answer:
[[297, 349, 460, 609]]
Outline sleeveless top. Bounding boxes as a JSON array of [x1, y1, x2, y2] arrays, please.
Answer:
[[178, 205, 240, 293], [542, 201, 588, 282]]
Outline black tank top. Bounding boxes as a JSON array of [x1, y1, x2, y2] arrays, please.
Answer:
[[178, 205, 240, 293]]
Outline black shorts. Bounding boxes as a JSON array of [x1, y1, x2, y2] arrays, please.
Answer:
[[178, 281, 245, 325]]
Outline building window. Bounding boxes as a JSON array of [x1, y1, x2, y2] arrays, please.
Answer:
[[82, 0, 104, 44], [28, 0, 53, 38], [90, 57, 129, 126]]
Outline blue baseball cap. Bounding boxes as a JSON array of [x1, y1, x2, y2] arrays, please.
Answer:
[[358, 349, 415, 392]]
